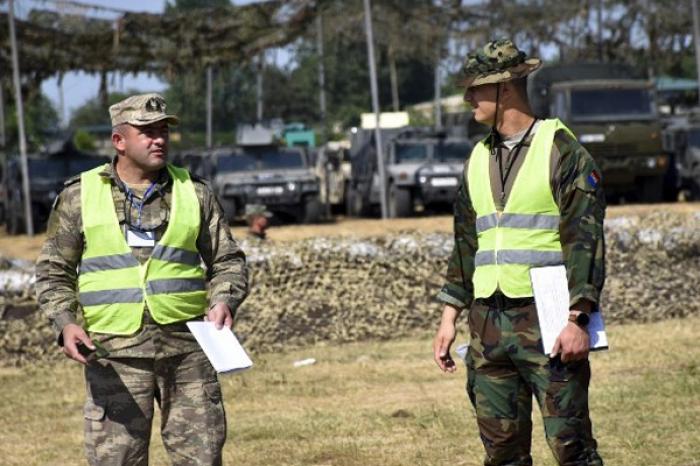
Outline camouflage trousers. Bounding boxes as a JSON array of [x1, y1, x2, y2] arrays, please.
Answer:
[[466, 302, 602, 466], [83, 350, 226, 466]]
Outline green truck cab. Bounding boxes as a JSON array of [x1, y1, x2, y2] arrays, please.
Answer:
[[529, 64, 669, 202]]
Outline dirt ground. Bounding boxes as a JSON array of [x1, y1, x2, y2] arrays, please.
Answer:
[[1, 202, 699, 261]]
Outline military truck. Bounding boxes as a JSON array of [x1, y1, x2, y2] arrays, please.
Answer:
[[1, 141, 109, 234], [528, 63, 671, 202], [662, 110, 700, 199], [212, 125, 322, 224], [346, 127, 472, 217]]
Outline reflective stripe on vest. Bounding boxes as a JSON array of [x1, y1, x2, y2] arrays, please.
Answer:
[[467, 118, 573, 298], [78, 163, 207, 335]]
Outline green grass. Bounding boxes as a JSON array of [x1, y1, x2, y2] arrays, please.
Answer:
[[1, 318, 699, 465]]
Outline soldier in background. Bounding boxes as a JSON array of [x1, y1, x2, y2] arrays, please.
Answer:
[[35, 93, 249, 466], [245, 203, 272, 241], [432, 40, 606, 465]]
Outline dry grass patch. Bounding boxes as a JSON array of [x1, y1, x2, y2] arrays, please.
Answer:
[[1, 318, 699, 465]]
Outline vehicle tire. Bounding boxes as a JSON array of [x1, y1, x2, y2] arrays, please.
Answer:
[[7, 207, 24, 235], [639, 175, 664, 203], [302, 195, 323, 224], [388, 185, 412, 218]]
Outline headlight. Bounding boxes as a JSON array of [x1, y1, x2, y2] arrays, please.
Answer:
[[419, 176, 428, 184], [287, 182, 297, 191]]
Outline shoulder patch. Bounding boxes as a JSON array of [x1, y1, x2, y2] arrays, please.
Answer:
[[587, 170, 601, 188], [63, 174, 82, 187]]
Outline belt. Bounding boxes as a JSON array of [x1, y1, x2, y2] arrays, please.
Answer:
[[474, 293, 535, 310]]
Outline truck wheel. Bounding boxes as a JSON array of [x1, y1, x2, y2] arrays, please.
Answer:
[[7, 208, 24, 235], [639, 176, 664, 203], [302, 195, 322, 223], [388, 185, 412, 218]]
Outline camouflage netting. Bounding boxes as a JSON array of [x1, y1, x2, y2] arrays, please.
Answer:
[[2, 210, 700, 366], [0, 1, 326, 78]]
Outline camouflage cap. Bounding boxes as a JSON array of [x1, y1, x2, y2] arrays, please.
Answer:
[[460, 39, 541, 88], [245, 204, 273, 219], [109, 93, 179, 127]]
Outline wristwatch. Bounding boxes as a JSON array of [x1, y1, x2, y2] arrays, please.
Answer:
[[568, 311, 590, 327]]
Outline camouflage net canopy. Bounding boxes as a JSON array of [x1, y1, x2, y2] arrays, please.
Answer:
[[0, 1, 324, 79], [2, 210, 700, 366]]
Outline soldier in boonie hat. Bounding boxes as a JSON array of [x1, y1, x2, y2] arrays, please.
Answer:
[[434, 37, 605, 466], [245, 204, 273, 240], [109, 93, 179, 127]]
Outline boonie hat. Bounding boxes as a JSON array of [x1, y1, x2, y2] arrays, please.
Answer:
[[460, 38, 541, 88], [109, 93, 179, 127]]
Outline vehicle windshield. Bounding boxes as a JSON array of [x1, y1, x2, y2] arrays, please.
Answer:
[[395, 143, 428, 163], [28, 159, 69, 179], [434, 142, 471, 161], [570, 88, 655, 120], [254, 149, 305, 170], [67, 157, 108, 174], [217, 148, 305, 172], [217, 153, 257, 172], [687, 129, 700, 148]]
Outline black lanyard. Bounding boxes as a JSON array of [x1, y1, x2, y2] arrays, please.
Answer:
[[496, 118, 537, 204]]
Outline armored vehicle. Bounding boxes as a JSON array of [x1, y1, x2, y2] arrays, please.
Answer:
[[212, 126, 322, 223], [662, 110, 700, 199], [2, 142, 109, 234], [529, 63, 670, 202], [346, 127, 472, 217]]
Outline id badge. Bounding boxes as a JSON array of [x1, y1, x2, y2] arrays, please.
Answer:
[[127, 228, 155, 247]]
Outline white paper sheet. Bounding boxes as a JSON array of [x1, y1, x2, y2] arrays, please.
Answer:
[[530, 265, 608, 355], [186, 322, 253, 373]]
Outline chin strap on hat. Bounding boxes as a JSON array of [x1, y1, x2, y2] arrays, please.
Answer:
[[489, 84, 502, 155]]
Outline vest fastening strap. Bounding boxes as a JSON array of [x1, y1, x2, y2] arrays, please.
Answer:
[[151, 244, 202, 267], [146, 278, 206, 295], [80, 288, 144, 306], [475, 213, 560, 233], [80, 253, 140, 274], [474, 250, 564, 267]]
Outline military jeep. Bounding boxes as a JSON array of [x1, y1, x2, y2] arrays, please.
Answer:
[[347, 127, 472, 217], [212, 144, 322, 224]]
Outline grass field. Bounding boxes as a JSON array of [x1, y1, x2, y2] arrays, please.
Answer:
[[1, 317, 699, 466]]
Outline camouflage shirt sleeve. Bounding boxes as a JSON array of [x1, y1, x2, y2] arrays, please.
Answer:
[[35, 180, 84, 343], [194, 180, 249, 318], [552, 129, 606, 310], [436, 177, 477, 310]]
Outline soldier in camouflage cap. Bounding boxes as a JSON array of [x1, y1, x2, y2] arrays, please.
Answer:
[[36, 92, 249, 465], [432, 39, 605, 465]]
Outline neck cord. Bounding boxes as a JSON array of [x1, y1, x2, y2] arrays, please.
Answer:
[[496, 117, 538, 204]]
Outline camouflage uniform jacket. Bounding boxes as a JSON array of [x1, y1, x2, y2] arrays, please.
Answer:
[[35, 159, 249, 357], [437, 124, 606, 311]]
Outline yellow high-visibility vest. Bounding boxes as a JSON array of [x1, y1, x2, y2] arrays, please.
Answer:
[[78, 163, 207, 334], [467, 118, 574, 298]]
